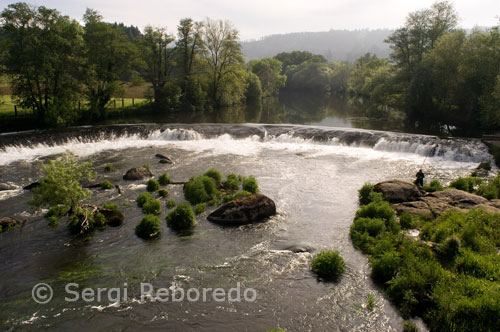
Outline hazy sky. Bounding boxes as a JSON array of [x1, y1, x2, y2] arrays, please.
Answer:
[[1, 0, 499, 40]]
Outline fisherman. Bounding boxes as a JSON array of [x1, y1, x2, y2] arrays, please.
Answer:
[[415, 169, 425, 187]]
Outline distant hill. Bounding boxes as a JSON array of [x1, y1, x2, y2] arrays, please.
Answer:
[[240, 29, 393, 62]]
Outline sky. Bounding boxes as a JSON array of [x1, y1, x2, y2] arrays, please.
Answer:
[[1, 0, 499, 40]]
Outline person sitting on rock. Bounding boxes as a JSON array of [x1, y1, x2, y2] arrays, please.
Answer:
[[415, 169, 425, 187]]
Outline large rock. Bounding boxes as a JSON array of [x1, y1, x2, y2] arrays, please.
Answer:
[[0, 217, 19, 231], [429, 189, 488, 208], [392, 200, 433, 218], [207, 194, 276, 226], [123, 167, 153, 180], [0, 183, 16, 191], [156, 154, 173, 164], [374, 179, 422, 203]]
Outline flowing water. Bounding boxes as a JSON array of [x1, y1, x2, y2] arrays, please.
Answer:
[[0, 124, 492, 331]]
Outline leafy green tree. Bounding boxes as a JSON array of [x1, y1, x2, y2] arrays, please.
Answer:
[[274, 51, 327, 75], [200, 18, 246, 107], [248, 58, 286, 97], [245, 71, 262, 103], [82, 9, 138, 118], [0, 3, 84, 126], [31, 152, 96, 212]]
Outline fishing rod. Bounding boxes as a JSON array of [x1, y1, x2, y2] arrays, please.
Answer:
[[421, 143, 439, 168]]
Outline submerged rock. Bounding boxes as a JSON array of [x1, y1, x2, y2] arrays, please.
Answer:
[[123, 167, 153, 180], [0, 217, 19, 231], [155, 153, 173, 164], [374, 179, 422, 203], [207, 194, 276, 226], [97, 208, 125, 227]]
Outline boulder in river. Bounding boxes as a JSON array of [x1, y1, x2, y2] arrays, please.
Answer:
[[97, 208, 125, 227], [374, 179, 422, 203], [123, 167, 153, 180], [155, 154, 173, 164], [207, 194, 276, 226], [0, 183, 16, 191], [0, 217, 19, 231]]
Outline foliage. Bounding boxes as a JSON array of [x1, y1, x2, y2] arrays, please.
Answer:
[[204, 168, 222, 183], [358, 182, 383, 205], [194, 203, 206, 215], [475, 175, 500, 200], [136, 192, 152, 207], [158, 189, 169, 198], [449, 176, 482, 193], [103, 164, 115, 172], [31, 152, 96, 212], [158, 173, 171, 185], [100, 180, 114, 190], [166, 199, 176, 209], [142, 199, 161, 215], [166, 202, 195, 231], [103, 203, 119, 211], [146, 179, 160, 192], [183, 175, 219, 205], [248, 58, 286, 97], [311, 250, 346, 282], [355, 201, 399, 233], [223, 194, 235, 202], [402, 321, 419, 332], [245, 71, 262, 102], [234, 190, 251, 198], [67, 206, 98, 234], [423, 179, 444, 192], [242, 176, 258, 194], [225, 173, 241, 191], [477, 160, 491, 171], [399, 213, 419, 229], [366, 293, 376, 311], [135, 214, 161, 239]]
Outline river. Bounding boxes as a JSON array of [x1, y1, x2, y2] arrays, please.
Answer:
[[0, 123, 492, 331]]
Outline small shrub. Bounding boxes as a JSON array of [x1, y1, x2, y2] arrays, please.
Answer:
[[136, 192, 152, 207], [166, 202, 195, 231], [449, 176, 482, 193], [184, 175, 218, 204], [311, 250, 346, 282], [351, 217, 386, 237], [104, 164, 116, 172], [135, 214, 161, 239], [437, 236, 461, 262], [225, 174, 240, 191], [478, 160, 491, 171], [142, 163, 150, 170], [103, 203, 119, 211], [45, 205, 68, 219], [223, 194, 234, 203], [100, 180, 114, 190], [366, 293, 376, 311], [67, 207, 95, 234], [423, 179, 444, 193], [142, 199, 162, 215], [234, 190, 251, 198], [195, 203, 206, 215], [48, 216, 58, 227], [166, 199, 176, 209], [399, 213, 418, 229], [371, 250, 401, 284], [358, 183, 383, 205], [158, 189, 169, 198], [158, 173, 171, 185], [94, 212, 107, 228], [242, 176, 258, 194], [147, 179, 160, 192], [402, 321, 419, 332], [355, 201, 399, 233], [204, 168, 222, 183]]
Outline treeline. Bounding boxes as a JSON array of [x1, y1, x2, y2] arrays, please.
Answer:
[[0, 3, 288, 126], [348, 1, 500, 133]]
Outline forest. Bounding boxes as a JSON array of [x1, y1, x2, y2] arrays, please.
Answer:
[[0, 1, 499, 135]]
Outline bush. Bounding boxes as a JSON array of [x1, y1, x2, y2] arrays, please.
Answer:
[[100, 180, 114, 190], [94, 212, 107, 228], [358, 182, 384, 205], [455, 249, 500, 281], [449, 176, 482, 193], [399, 213, 418, 229], [223, 194, 234, 203], [225, 173, 241, 191], [475, 175, 500, 200], [147, 179, 160, 192], [423, 179, 444, 193], [371, 251, 401, 284], [135, 215, 161, 239], [437, 236, 461, 263], [45, 205, 68, 219], [103, 203, 119, 211], [166, 202, 195, 231], [136, 192, 152, 207], [142, 199, 162, 215], [351, 217, 386, 237], [477, 160, 492, 171], [234, 190, 251, 198], [184, 175, 219, 204], [204, 168, 222, 183], [158, 189, 169, 198], [311, 250, 346, 282], [194, 203, 207, 215], [242, 176, 258, 194], [355, 201, 399, 233], [67, 207, 96, 234], [158, 173, 171, 185], [402, 321, 419, 332], [166, 199, 176, 209], [104, 164, 116, 172]]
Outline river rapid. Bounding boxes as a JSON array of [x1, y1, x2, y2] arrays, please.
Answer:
[[0, 124, 492, 331]]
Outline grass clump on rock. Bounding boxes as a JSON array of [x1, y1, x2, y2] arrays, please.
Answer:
[[104, 164, 116, 172], [103, 203, 119, 211], [135, 215, 161, 239], [147, 179, 160, 192], [158, 189, 169, 198], [242, 176, 258, 194], [234, 190, 251, 199], [402, 321, 419, 332], [311, 250, 346, 282], [142, 199, 162, 215], [166, 199, 176, 209], [358, 182, 383, 205], [158, 173, 171, 185], [204, 168, 222, 183], [423, 179, 444, 193], [184, 175, 219, 205], [194, 203, 206, 215], [100, 180, 114, 190], [136, 192, 152, 207], [166, 202, 195, 231], [225, 174, 241, 191]]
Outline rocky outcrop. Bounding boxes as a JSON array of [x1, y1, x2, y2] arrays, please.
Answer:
[[123, 167, 153, 180], [0, 217, 19, 231], [156, 154, 173, 164], [207, 194, 276, 226], [379, 179, 500, 217], [374, 179, 422, 203]]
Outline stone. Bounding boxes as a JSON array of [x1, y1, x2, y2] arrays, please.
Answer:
[[374, 179, 422, 203], [207, 194, 276, 226], [392, 200, 433, 217], [123, 167, 153, 180], [0, 217, 19, 231], [155, 154, 173, 164], [0, 183, 16, 191]]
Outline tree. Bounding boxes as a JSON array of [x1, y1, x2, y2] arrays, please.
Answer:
[[0, 2, 84, 126], [248, 58, 286, 97], [274, 51, 327, 75], [83, 9, 138, 118], [140, 26, 176, 107], [200, 18, 246, 107]]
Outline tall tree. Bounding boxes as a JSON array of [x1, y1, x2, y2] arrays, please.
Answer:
[[248, 58, 286, 97], [0, 2, 84, 125], [200, 18, 246, 107], [140, 26, 175, 105], [176, 18, 203, 87], [83, 9, 137, 118]]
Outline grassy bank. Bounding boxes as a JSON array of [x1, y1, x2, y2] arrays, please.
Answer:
[[351, 184, 500, 332]]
